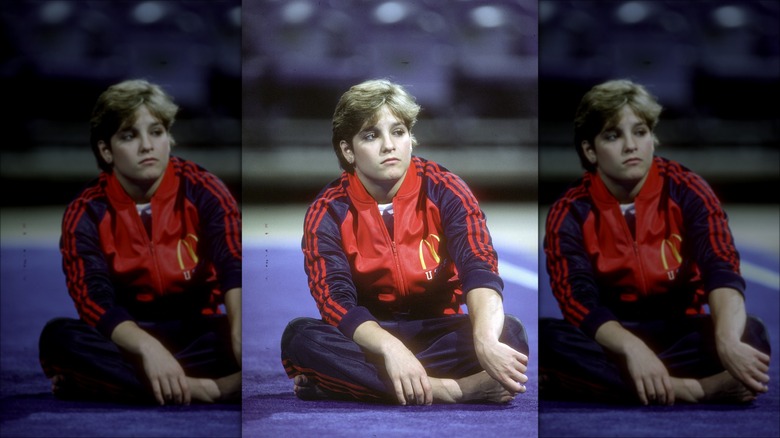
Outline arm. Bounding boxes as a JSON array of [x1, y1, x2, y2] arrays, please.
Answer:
[[676, 173, 768, 390], [544, 194, 620, 337], [352, 321, 432, 405], [432, 169, 526, 393], [466, 288, 527, 394], [594, 321, 674, 405], [709, 287, 770, 393], [110, 321, 190, 405], [224, 287, 241, 368], [61, 197, 134, 334]]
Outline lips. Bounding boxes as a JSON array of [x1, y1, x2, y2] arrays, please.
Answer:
[[381, 157, 400, 165], [139, 157, 158, 165], [623, 157, 642, 165]]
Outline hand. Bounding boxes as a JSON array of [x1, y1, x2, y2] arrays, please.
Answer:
[[382, 344, 432, 406], [475, 340, 528, 394], [624, 341, 674, 405], [139, 340, 191, 405], [717, 339, 770, 394]]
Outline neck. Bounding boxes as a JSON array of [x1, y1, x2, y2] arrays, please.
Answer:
[[363, 179, 403, 204], [115, 173, 164, 203], [598, 170, 649, 204]]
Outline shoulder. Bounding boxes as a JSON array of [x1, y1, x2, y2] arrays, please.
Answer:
[[414, 156, 475, 198], [173, 156, 225, 187], [547, 176, 593, 227], [654, 156, 717, 200], [62, 175, 110, 232], [172, 156, 237, 202], [306, 174, 351, 221], [65, 175, 109, 214]]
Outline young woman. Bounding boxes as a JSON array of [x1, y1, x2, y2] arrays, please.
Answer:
[[281, 79, 529, 405], [540, 79, 771, 405], [39, 80, 241, 405]]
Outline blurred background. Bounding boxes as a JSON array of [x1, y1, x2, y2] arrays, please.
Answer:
[[1, 0, 242, 208], [242, 0, 539, 204], [538, 0, 779, 205]]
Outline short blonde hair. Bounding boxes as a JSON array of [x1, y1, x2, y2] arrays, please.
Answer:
[[574, 79, 662, 172], [90, 79, 179, 172], [332, 79, 420, 172]]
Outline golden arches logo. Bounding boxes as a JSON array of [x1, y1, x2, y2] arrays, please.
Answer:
[[177, 233, 200, 271], [660, 234, 683, 271], [419, 234, 441, 270]]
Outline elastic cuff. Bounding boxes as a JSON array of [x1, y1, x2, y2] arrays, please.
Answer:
[[338, 306, 378, 339], [580, 307, 619, 339], [96, 307, 135, 339]]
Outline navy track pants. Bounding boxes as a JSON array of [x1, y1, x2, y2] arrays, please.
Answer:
[[39, 315, 239, 404], [539, 315, 771, 403], [281, 313, 529, 403]]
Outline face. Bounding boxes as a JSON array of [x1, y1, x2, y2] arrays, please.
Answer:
[[98, 105, 171, 200], [340, 105, 413, 202], [582, 105, 655, 201]]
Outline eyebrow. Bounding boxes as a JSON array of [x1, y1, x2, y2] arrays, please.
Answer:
[[358, 122, 404, 136], [602, 121, 648, 133]]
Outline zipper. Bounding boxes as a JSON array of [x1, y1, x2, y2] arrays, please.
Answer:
[[626, 206, 649, 296], [137, 203, 165, 296]]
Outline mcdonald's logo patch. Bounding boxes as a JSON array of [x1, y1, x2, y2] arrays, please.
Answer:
[[419, 234, 442, 280], [660, 234, 683, 280], [177, 233, 199, 280]]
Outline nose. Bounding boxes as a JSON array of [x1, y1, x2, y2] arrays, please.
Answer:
[[380, 131, 395, 153], [624, 134, 638, 153], [139, 133, 153, 152]]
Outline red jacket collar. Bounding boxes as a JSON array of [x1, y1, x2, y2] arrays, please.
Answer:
[[345, 156, 422, 208], [104, 157, 179, 207], [588, 156, 663, 206]]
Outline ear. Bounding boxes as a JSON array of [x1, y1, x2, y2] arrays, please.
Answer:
[[581, 140, 597, 165], [98, 140, 113, 165], [339, 140, 353, 164]]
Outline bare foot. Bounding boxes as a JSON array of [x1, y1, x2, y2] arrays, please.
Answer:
[[293, 375, 330, 401], [673, 372, 756, 404], [188, 377, 220, 403], [700, 371, 757, 403], [431, 371, 518, 404], [187, 372, 241, 404]]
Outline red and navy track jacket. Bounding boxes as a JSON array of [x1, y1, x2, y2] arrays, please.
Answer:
[[544, 156, 744, 339], [303, 156, 503, 338], [60, 156, 241, 338]]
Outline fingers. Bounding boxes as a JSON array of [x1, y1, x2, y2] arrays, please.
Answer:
[[635, 379, 648, 405], [179, 375, 191, 405], [392, 379, 406, 405], [151, 375, 191, 405], [663, 375, 675, 405], [151, 379, 164, 405]]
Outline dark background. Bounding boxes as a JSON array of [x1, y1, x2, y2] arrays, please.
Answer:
[[1, 0, 242, 207], [242, 0, 539, 204], [538, 0, 779, 206]]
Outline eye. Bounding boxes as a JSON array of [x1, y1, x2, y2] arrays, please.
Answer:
[[363, 132, 376, 141], [119, 131, 135, 141], [393, 128, 407, 136], [602, 131, 618, 141]]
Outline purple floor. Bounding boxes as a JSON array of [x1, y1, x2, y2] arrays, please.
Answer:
[[242, 244, 539, 437]]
